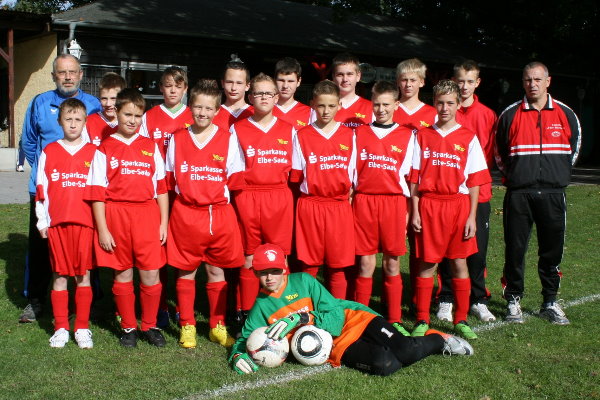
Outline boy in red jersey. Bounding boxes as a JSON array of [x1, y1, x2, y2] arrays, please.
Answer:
[[83, 72, 126, 146], [166, 79, 245, 349], [86, 89, 169, 348], [36, 99, 97, 348], [331, 53, 373, 128], [139, 66, 193, 326], [139, 66, 193, 160], [230, 73, 295, 317], [291, 80, 356, 299], [213, 59, 254, 131], [230, 243, 474, 376], [393, 58, 437, 130], [352, 81, 414, 336], [273, 57, 312, 131], [409, 80, 491, 340], [436, 60, 498, 323]]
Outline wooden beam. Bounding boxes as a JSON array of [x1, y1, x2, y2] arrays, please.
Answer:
[[7, 28, 15, 148]]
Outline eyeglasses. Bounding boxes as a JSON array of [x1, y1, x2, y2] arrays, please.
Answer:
[[251, 92, 276, 99]]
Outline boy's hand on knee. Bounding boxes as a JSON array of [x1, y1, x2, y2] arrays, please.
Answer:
[[231, 352, 259, 375]]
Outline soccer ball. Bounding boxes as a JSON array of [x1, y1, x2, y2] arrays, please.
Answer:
[[246, 326, 289, 368], [290, 325, 333, 366]]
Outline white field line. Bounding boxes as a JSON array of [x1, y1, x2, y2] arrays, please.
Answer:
[[178, 293, 600, 400]]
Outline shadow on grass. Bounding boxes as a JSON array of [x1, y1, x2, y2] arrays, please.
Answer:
[[1, 232, 28, 309]]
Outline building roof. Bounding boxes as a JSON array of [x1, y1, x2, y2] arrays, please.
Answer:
[[53, 0, 475, 65]]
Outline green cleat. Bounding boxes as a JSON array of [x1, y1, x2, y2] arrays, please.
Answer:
[[454, 321, 478, 340], [411, 320, 430, 337], [392, 322, 411, 337]]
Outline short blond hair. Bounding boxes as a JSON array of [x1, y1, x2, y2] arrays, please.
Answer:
[[249, 73, 278, 94], [432, 79, 460, 102], [396, 58, 427, 80], [372, 81, 399, 101], [312, 80, 340, 99]]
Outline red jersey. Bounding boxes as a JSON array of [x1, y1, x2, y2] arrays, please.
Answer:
[[353, 123, 414, 196], [230, 117, 295, 188], [291, 123, 356, 199], [165, 126, 244, 206], [393, 102, 437, 131], [139, 104, 193, 159], [456, 95, 497, 202], [213, 104, 254, 131], [273, 101, 312, 131], [35, 140, 96, 229], [85, 134, 167, 202], [409, 124, 491, 195], [335, 96, 373, 128], [82, 112, 118, 146]]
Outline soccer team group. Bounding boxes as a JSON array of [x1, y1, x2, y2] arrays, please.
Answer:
[[20, 51, 581, 376]]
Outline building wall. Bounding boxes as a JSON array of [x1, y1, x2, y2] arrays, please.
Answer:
[[13, 33, 57, 143]]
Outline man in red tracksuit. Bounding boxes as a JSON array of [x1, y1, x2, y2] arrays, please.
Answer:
[[495, 61, 581, 325]]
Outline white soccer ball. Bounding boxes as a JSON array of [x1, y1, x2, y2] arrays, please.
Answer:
[[246, 326, 289, 368], [291, 325, 333, 366]]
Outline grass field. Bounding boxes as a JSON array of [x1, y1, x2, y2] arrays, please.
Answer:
[[0, 185, 599, 400]]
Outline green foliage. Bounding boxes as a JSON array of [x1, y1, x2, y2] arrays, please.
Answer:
[[11, 0, 93, 14]]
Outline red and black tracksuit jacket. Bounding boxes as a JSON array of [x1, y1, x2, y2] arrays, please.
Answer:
[[495, 94, 581, 190]]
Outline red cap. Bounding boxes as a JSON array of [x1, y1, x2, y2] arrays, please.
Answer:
[[252, 243, 287, 271]]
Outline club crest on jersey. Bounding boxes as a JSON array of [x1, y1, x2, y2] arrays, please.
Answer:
[[551, 131, 561, 137], [180, 161, 189, 173], [391, 145, 403, 153], [419, 121, 430, 127], [285, 293, 299, 301], [246, 145, 255, 157], [212, 154, 224, 161], [141, 150, 153, 157], [453, 144, 465, 152], [84, 161, 91, 168], [339, 144, 349, 151], [355, 112, 366, 119], [51, 169, 60, 181], [360, 149, 368, 160], [297, 120, 306, 127], [153, 128, 162, 139], [277, 139, 289, 145], [110, 157, 119, 169]]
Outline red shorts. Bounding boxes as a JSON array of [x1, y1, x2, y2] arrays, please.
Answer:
[[353, 193, 408, 256], [414, 193, 478, 263], [94, 201, 166, 270], [167, 199, 245, 270], [48, 224, 94, 276], [295, 196, 355, 268], [232, 187, 293, 255]]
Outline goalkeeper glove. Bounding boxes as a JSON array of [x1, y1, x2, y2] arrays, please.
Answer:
[[231, 352, 259, 375], [265, 312, 310, 340]]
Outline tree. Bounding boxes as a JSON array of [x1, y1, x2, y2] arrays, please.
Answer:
[[11, 0, 93, 13]]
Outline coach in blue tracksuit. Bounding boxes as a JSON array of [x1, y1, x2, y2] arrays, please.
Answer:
[[19, 53, 101, 323]]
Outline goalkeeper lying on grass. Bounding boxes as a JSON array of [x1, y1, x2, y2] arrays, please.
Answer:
[[230, 243, 475, 376]]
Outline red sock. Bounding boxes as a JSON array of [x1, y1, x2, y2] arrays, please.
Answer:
[[206, 281, 228, 329], [159, 266, 169, 311], [354, 276, 372, 305], [384, 274, 403, 323], [140, 283, 162, 331], [51, 289, 69, 330], [239, 267, 259, 311], [112, 281, 136, 330], [415, 276, 434, 324], [302, 264, 319, 278], [328, 268, 347, 300], [74, 286, 93, 330], [176, 278, 196, 327], [452, 278, 471, 324]]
